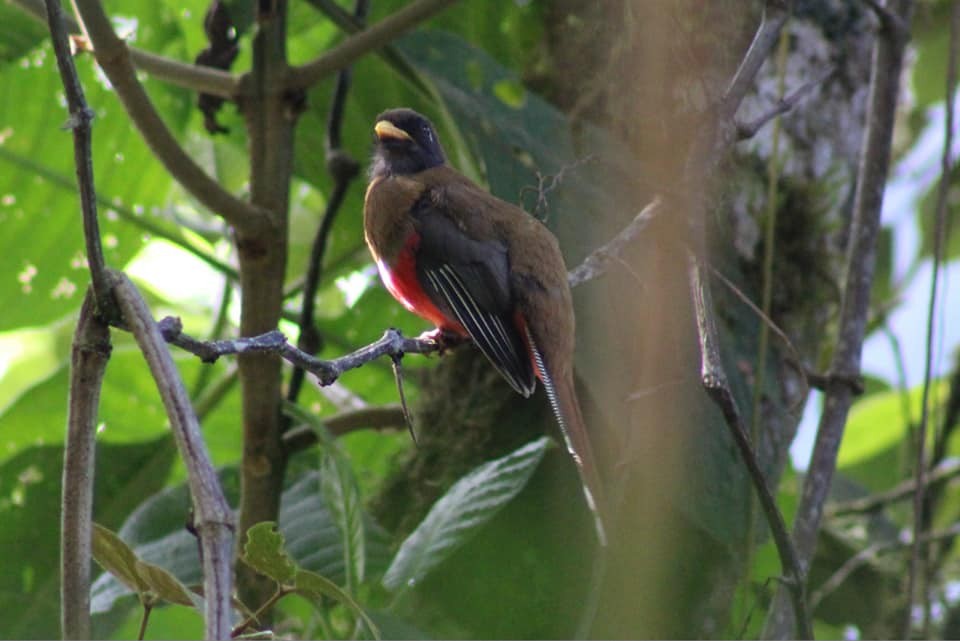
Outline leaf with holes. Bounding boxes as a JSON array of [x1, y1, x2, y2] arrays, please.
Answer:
[[242, 521, 297, 585]]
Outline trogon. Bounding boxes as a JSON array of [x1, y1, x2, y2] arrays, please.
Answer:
[[363, 108, 606, 544]]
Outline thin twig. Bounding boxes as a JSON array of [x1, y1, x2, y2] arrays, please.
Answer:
[[763, 1, 915, 637], [567, 198, 662, 288], [112, 271, 235, 641], [70, 0, 269, 233], [687, 250, 813, 640], [61, 289, 111, 640], [907, 1, 959, 634], [44, 0, 116, 320], [737, 66, 836, 140], [158, 317, 446, 386], [809, 522, 960, 612], [287, 0, 458, 90], [826, 458, 960, 518], [719, 0, 793, 128], [302, 0, 431, 96]]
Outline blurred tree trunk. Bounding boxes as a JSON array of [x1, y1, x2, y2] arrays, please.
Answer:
[[373, 0, 878, 636]]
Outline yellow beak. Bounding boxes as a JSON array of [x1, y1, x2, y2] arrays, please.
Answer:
[[374, 120, 413, 141]]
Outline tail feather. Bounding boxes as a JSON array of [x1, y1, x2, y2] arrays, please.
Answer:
[[527, 331, 607, 546]]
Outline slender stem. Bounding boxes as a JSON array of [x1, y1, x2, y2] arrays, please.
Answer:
[[112, 271, 235, 641], [286, 0, 458, 90], [810, 522, 960, 612], [762, 2, 915, 637], [230, 587, 289, 638], [44, 0, 116, 319], [827, 458, 960, 518], [61, 289, 111, 640], [906, 2, 959, 634], [137, 603, 153, 641], [70, 0, 268, 233], [752, 27, 790, 444]]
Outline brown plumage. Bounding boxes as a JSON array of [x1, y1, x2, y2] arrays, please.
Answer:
[[363, 108, 605, 543]]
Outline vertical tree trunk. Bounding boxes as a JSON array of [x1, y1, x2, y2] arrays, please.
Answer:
[[235, 0, 298, 610]]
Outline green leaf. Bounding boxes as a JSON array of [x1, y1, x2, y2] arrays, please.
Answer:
[[286, 403, 367, 591], [382, 437, 550, 592], [133, 558, 199, 608], [294, 569, 380, 640], [320, 450, 366, 589], [242, 522, 297, 585], [837, 379, 949, 468], [92, 523, 151, 598]]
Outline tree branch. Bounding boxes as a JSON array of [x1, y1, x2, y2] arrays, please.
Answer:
[[687, 249, 813, 639], [61, 289, 111, 640], [568, 198, 661, 288], [70, 0, 269, 233], [826, 458, 960, 518], [233, 0, 297, 612], [44, 0, 116, 320], [762, 1, 915, 637], [286, 0, 458, 91], [111, 272, 235, 641], [12, 0, 241, 98], [736, 66, 836, 140], [282, 405, 407, 453], [809, 522, 960, 613], [158, 317, 444, 386], [719, 0, 793, 128]]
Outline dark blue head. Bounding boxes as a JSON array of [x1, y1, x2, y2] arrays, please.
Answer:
[[370, 108, 446, 178]]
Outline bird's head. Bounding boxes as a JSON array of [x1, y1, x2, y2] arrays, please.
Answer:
[[370, 108, 446, 178]]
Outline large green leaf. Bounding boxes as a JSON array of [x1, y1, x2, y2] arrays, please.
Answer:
[[837, 379, 949, 468], [382, 437, 550, 592]]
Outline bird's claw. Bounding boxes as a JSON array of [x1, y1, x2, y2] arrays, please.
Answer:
[[417, 328, 465, 355]]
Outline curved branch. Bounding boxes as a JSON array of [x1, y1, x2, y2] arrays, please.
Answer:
[[286, 0, 458, 91], [111, 272, 235, 641], [70, 0, 269, 233]]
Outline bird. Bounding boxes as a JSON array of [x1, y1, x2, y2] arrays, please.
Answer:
[[363, 108, 606, 544]]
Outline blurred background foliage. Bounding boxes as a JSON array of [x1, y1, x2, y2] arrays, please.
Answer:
[[0, 0, 958, 639]]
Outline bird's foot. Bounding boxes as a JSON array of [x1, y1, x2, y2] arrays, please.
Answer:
[[417, 328, 466, 355]]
